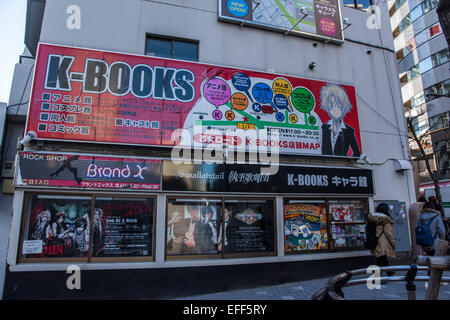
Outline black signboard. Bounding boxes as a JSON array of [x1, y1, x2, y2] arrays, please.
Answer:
[[17, 152, 161, 190], [162, 161, 374, 194]]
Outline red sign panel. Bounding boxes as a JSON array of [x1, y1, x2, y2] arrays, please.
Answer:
[[26, 43, 362, 157]]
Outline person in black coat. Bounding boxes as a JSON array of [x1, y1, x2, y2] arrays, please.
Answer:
[[320, 83, 361, 157]]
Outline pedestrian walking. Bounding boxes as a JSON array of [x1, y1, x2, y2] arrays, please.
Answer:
[[368, 203, 396, 275], [417, 201, 446, 256]]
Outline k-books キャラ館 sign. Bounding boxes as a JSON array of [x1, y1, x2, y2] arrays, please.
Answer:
[[219, 0, 343, 42], [26, 43, 362, 158], [163, 161, 374, 194], [17, 153, 373, 194], [16, 152, 161, 190]]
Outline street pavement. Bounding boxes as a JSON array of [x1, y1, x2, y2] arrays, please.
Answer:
[[176, 269, 450, 300]]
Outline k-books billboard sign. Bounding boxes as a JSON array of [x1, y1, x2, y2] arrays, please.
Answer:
[[163, 161, 374, 194], [26, 43, 362, 158]]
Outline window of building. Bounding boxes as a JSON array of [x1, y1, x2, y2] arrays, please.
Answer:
[[145, 35, 199, 62], [411, 92, 425, 109], [401, 49, 450, 86], [166, 197, 276, 259], [91, 197, 155, 259], [396, 49, 405, 61], [393, 0, 440, 39], [429, 24, 441, 37], [424, 79, 450, 102], [419, 56, 433, 74], [284, 200, 328, 252], [19, 193, 156, 262], [344, 0, 373, 11], [432, 48, 450, 66], [329, 199, 368, 248], [400, 23, 443, 63], [390, 0, 408, 16], [284, 198, 369, 254], [429, 112, 450, 131], [410, 5, 423, 22]]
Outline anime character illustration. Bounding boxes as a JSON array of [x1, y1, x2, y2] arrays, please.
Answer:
[[320, 83, 361, 157], [31, 209, 52, 243]]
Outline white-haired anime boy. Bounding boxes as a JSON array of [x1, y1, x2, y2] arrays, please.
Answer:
[[320, 83, 360, 157]]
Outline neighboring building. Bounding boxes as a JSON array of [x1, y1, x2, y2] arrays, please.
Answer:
[[437, 0, 450, 46], [4, 0, 415, 299], [0, 50, 35, 299], [388, 0, 450, 200]]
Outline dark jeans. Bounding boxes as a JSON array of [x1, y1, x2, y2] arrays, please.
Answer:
[[376, 255, 395, 276]]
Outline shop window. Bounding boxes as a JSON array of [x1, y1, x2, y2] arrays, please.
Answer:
[[328, 199, 368, 248], [284, 200, 328, 253], [20, 194, 92, 260], [166, 197, 276, 259], [223, 199, 275, 255], [166, 198, 222, 257], [145, 35, 198, 62], [92, 197, 155, 259], [19, 193, 156, 262]]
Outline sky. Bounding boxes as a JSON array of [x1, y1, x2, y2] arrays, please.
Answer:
[[0, 0, 27, 104]]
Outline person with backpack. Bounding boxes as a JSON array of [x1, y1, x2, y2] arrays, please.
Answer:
[[416, 202, 446, 256], [366, 203, 396, 275]]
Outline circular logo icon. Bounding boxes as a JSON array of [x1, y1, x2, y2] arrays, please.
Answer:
[[225, 110, 235, 120]]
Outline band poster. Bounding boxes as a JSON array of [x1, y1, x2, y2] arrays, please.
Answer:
[[23, 195, 91, 258], [92, 197, 154, 257]]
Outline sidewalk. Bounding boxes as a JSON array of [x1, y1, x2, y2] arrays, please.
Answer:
[[176, 270, 450, 300]]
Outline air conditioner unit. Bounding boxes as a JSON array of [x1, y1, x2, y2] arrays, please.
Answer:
[[1, 160, 15, 178]]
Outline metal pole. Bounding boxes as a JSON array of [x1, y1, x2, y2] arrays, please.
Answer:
[[405, 264, 418, 300]]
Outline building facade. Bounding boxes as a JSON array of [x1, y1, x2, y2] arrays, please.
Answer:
[[3, 0, 416, 299], [388, 0, 449, 201]]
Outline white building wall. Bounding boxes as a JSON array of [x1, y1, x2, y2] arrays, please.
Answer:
[[37, 0, 415, 209], [6, 0, 417, 271]]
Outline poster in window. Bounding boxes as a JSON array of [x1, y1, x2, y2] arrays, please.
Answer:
[[329, 200, 367, 248], [166, 199, 222, 256], [23, 195, 91, 258], [222, 200, 275, 254], [92, 198, 154, 257], [284, 202, 328, 252]]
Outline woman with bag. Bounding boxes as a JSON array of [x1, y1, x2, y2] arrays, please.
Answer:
[[368, 203, 396, 276]]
